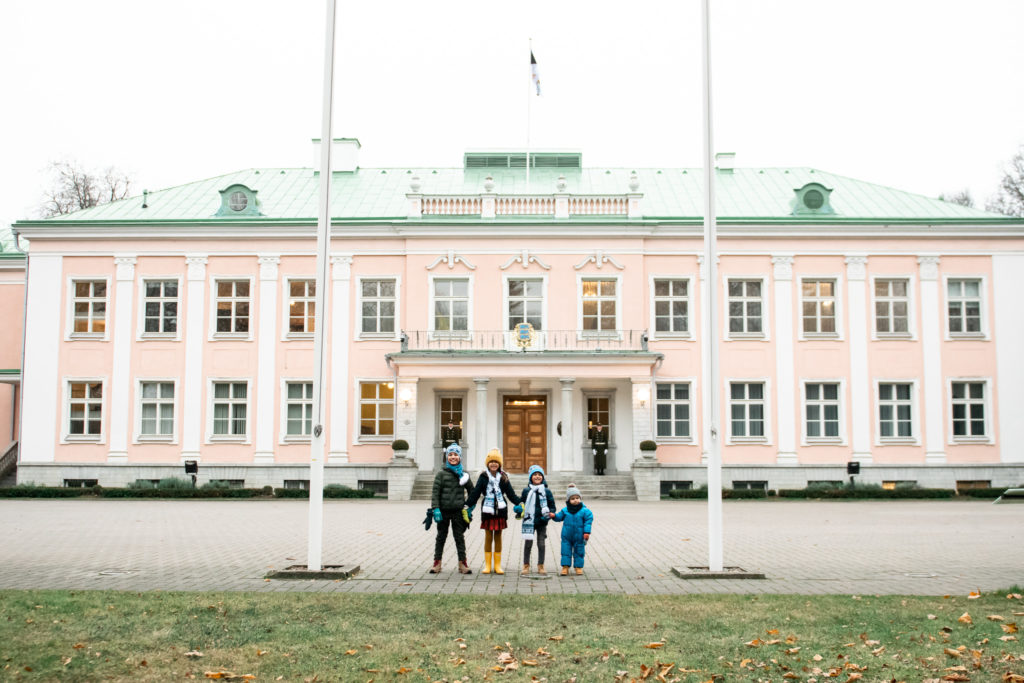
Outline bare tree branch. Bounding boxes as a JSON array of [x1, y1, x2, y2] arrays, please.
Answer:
[[986, 145, 1024, 217], [38, 160, 133, 217], [939, 189, 974, 207]]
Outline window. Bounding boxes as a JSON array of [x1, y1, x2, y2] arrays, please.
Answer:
[[951, 381, 986, 439], [878, 382, 913, 439], [587, 396, 610, 433], [215, 280, 250, 334], [581, 278, 616, 332], [655, 382, 691, 439], [288, 280, 315, 334], [729, 382, 765, 439], [359, 381, 394, 437], [801, 279, 837, 335], [71, 280, 107, 335], [727, 279, 763, 335], [805, 382, 840, 440], [285, 381, 313, 438], [68, 381, 103, 438], [507, 279, 543, 330], [875, 278, 910, 335], [361, 279, 396, 335], [653, 278, 689, 335], [947, 279, 982, 335], [212, 381, 248, 437], [139, 381, 174, 438], [142, 279, 178, 334], [732, 480, 768, 491], [433, 278, 468, 333], [283, 479, 310, 490]]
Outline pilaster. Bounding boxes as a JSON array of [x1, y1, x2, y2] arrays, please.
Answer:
[[772, 254, 797, 464], [181, 254, 208, 462], [845, 254, 872, 463], [918, 255, 945, 463], [253, 254, 280, 464], [473, 378, 489, 472], [107, 255, 136, 462], [329, 254, 353, 463], [20, 253, 62, 463], [559, 377, 575, 473]]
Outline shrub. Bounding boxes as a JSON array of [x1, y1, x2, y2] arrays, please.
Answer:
[[0, 485, 90, 498], [956, 487, 1009, 499], [639, 440, 658, 452], [778, 484, 955, 499], [391, 439, 409, 451], [275, 488, 309, 498], [157, 477, 194, 490], [129, 480, 157, 489], [324, 484, 376, 499]]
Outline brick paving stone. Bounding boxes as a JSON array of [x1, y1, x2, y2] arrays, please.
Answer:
[[1, 499, 1022, 595]]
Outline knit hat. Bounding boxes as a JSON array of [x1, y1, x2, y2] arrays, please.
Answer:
[[444, 443, 462, 459], [485, 448, 503, 467], [566, 483, 582, 501], [527, 464, 546, 483]]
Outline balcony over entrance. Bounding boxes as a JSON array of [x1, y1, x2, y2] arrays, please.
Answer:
[[399, 329, 650, 353]]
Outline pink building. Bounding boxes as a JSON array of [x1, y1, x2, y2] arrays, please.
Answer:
[[0, 234, 24, 485], [8, 142, 1024, 498]]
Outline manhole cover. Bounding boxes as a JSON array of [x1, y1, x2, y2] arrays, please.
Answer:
[[98, 569, 137, 577], [904, 572, 938, 579]]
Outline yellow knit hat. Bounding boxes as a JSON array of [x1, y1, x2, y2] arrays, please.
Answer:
[[485, 449, 503, 467]]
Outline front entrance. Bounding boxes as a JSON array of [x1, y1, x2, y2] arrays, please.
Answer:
[[502, 396, 547, 473]]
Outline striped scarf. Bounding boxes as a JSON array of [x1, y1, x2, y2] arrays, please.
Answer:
[[521, 483, 549, 540], [482, 470, 506, 515]]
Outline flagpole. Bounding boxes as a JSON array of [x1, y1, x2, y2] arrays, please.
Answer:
[[307, 0, 337, 573], [700, 0, 724, 572], [527, 38, 532, 188]]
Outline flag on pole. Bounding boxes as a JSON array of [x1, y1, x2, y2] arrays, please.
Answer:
[[530, 51, 541, 95]]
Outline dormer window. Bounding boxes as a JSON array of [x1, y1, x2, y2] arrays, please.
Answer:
[[215, 184, 261, 217], [791, 182, 835, 216]]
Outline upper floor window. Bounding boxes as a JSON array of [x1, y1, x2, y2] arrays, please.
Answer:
[[878, 382, 913, 439], [653, 278, 689, 335], [655, 382, 691, 439], [729, 382, 766, 439], [215, 280, 250, 334], [805, 382, 840, 440], [139, 381, 175, 438], [875, 278, 910, 336], [727, 279, 763, 336], [359, 381, 394, 438], [285, 381, 314, 438], [68, 381, 103, 439], [361, 279, 396, 335], [433, 278, 468, 333], [143, 279, 178, 335], [507, 279, 543, 330], [288, 279, 316, 334], [581, 278, 617, 333], [211, 381, 248, 438], [801, 279, 837, 336], [951, 381, 987, 439], [947, 279, 982, 336], [71, 280, 107, 335]]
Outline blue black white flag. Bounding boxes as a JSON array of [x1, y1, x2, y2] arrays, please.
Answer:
[[531, 51, 541, 95]]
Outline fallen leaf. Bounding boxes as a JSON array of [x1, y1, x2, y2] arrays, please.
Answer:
[[944, 648, 963, 658], [740, 658, 752, 668], [745, 638, 764, 648], [645, 642, 665, 649], [1002, 622, 1019, 633], [73, 643, 86, 649], [844, 674, 863, 682], [988, 615, 1006, 621], [548, 635, 564, 642], [968, 590, 982, 599], [941, 674, 970, 682], [344, 650, 357, 656], [61, 657, 71, 666], [872, 646, 886, 656], [928, 615, 938, 620], [767, 628, 780, 635], [522, 660, 538, 666], [785, 647, 801, 655], [396, 666, 412, 674], [999, 635, 1018, 642], [958, 613, 973, 625], [256, 650, 267, 656]]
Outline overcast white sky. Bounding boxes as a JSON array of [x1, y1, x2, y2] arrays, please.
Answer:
[[2, 0, 1023, 236]]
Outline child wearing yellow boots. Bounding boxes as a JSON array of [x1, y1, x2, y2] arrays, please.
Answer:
[[465, 449, 522, 574]]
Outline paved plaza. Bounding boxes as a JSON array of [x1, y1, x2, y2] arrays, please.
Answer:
[[1, 498, 1021, 595]]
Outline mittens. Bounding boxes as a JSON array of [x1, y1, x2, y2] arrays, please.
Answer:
[[513, 504, 523, 515], [461, 508, 470, 523], [433, 508, 442, 523]]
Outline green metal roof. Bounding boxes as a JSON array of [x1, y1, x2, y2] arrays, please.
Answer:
[[26, 166, 1012, 224]]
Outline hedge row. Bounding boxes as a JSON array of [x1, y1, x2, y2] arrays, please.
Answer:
[[667, 488, 771, 499], [0, 485, 377, 499], [667, 485, 1017, 500]]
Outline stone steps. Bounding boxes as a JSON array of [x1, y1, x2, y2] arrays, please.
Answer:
[[410, 472, 636, 501]]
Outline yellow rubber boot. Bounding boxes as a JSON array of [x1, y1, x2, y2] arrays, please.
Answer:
[[482, 552, 492, 574], [493, 552, 504, 574]]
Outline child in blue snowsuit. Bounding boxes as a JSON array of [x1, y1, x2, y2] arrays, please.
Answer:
[[553, 484, 594, 575]]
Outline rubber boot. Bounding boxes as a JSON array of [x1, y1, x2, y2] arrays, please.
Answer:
[[537, 564, 546, 575], [522, 564, 531, 575], [560, 566, 569, 576], [481, 552, 492, 574], [493, 552, 504, 574]]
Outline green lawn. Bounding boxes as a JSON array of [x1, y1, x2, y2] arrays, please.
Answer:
[[1, 590, 1022, 681]]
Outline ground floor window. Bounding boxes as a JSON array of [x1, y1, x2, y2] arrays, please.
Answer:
[[285, 381, 313, 438], [139, 381, 175, 438], [804, 382, 840, 440], [212, 382, 248, 437], [655, 382, 691, 439], [68, 381, 103, 438], [359, 381, 394, 438], [878, 382, 913, 439], [951, 381, 987, 438], [729, 382, 765, 439]]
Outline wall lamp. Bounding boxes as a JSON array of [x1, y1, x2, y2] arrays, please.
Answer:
[[637, 386, 650, 407], [399, 387, 412, 406]]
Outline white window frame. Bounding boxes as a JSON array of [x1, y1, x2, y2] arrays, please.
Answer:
[[428, 275, 473, 339], [208, 276, 254, 341], [874, 378, 920, 445], [357, 275, 402, 340], [653, 378, 696, 443], [66, 276, 111, 341], [723, 275, 769, 341], [137, 275, 182, 341], [649, 275, 693, 340], [207, 378, 251, 443], [62, 377, 106, 443], [725, 378, 772, 445], [135, 378, 178, 443], [282, 277, 316, 339], [354, 378, 396, 443], [280, 378, 314, 443], [943, 275, 989, 340], [947, 377, 993, 445], [800, 378, 846, 445], [503, 274, 547, 331], [798, 276, 843, 340], [577, 273, 622, 338], [870, 274, 916, 340]]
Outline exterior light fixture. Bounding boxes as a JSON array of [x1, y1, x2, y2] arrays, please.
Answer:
[[399, 387, 412, 406], [637, 386, 650, 407]]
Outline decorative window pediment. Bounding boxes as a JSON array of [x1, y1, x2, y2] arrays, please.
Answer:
[[215, 184, 262, 217], [791, 182, 835, 216]]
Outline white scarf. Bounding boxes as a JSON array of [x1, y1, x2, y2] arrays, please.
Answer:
[[521, 483, 549, 540], [482, 470, 506, 515]]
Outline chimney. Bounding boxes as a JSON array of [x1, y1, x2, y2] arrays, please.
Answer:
[[715, 152, 735, 173], [312, 137, 361, 173]]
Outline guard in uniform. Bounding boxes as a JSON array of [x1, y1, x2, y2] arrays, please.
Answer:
[[441, 421, 462, 451], [591, 424, 608, 475]]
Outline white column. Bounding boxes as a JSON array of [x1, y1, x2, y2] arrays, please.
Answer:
[[918, 255, 946, 463], [772, 254, 797, 464], [473, 378, 489, 472], [107, 255, 136, 462], [994, 253, 1024, 462], [181, 255, 207, 462], [631, 377, 652, 467], [559, 377, 575, 473], [328, 254, 353, 463], [20, 253, 62, 463], [253, 254, 280, 464], [845, 254, 872, 463]]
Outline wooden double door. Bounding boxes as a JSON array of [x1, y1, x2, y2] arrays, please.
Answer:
[[502, 396, 547, 473]]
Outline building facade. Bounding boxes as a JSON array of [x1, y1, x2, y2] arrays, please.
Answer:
[[0, 232, 24, 483], [9, 142, 1024, 497]]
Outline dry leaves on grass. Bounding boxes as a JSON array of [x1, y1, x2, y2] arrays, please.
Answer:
[[204, 672, 255, 680], [968, 590, 982, 599], [958, 612, 974, 625], [1002, 622, 1019, 633]]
